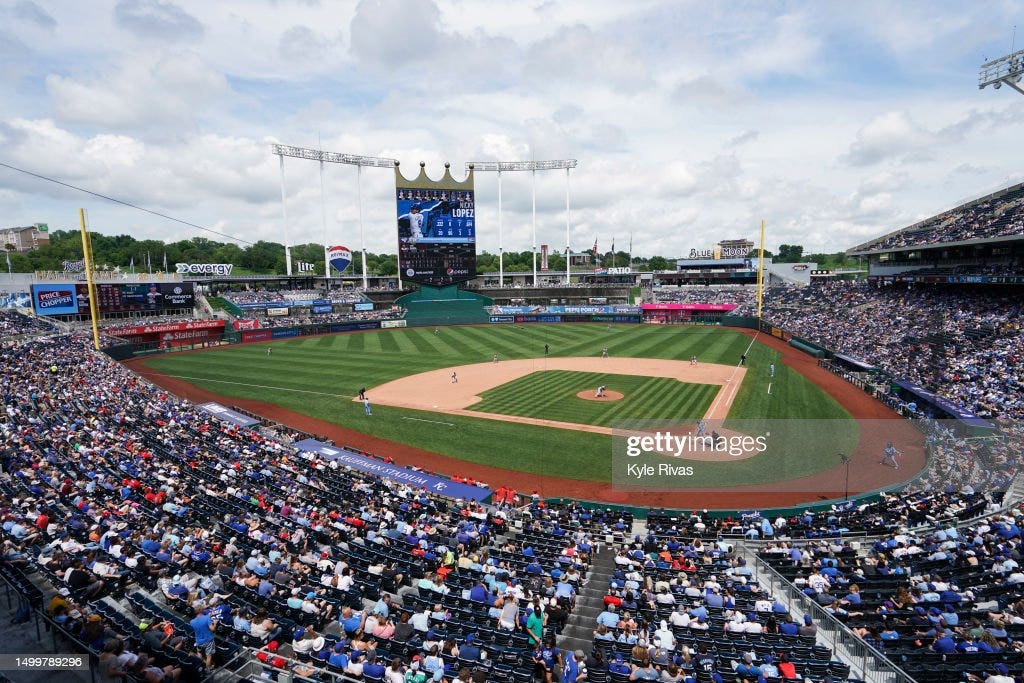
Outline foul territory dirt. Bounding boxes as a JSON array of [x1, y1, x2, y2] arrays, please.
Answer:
[[126, 329, 921, 510]]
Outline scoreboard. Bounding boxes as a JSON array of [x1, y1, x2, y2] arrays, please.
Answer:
[[396, 185, 476, 287], [31, 282, 195, 316]]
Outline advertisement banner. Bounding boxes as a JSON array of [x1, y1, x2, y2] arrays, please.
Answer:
[[107, 320, 224, 336], [292, 439, 491, 502], [311, 305, 333, 314], [271, 328, 299, 339], [90, 282, 196, 313], [379, 319, 407, 329], [198, 402, 261, 427], [0, 292, 31, 309], [31, 284, 78, 315], [329, 321, 381, 333], [489, 315, 514, 323], [240, 329, 273, 342], [395, 168, 476, 287], [536, 315, 561, 323], [232, 319, 260, 330], [642, 303, 738, 312], [266, 307, 289, 317], [175, 262, 233, 276], [327, 246, 352, 274], [354, 302, 374, 311]]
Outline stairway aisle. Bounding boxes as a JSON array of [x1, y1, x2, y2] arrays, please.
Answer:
[[557, 544, 617, 655]]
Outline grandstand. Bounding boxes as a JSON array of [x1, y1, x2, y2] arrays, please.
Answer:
[[5, 180, 1024, 681]]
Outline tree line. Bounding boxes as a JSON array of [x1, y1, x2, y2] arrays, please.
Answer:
[[4, 229, 855, 275]]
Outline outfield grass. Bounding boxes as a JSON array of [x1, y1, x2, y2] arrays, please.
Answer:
[[142, 324, 851, 483], [473, 370, 718, 426]]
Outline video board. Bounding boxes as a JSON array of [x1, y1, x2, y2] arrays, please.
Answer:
[[32, 282, 195, 316], [395, 164, 476, 287]]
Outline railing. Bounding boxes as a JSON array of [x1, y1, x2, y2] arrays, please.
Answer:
[[748, 552, 916, 683], [0, 570, 94, 683]]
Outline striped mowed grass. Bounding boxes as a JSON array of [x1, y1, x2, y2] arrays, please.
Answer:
[[472, 370, 718, 426], [141, 324, 850, 482]]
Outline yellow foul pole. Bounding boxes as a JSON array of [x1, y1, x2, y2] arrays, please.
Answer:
[[78, 209, 101, 350], [756, 218, 766, 319]]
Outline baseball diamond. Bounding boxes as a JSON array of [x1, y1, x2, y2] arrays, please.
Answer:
[[135, 323, 919, 507]]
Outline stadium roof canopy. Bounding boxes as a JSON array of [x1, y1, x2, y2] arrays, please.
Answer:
[[847, 181, 1024, 256]]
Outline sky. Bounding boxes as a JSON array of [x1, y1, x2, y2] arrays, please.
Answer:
[[2, 0, 1024, 258]]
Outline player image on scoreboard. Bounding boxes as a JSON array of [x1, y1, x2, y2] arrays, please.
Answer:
[[396, 186, 476, 287]]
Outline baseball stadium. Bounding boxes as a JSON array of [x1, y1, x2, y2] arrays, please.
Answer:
[[2, 6, 1024, 683]]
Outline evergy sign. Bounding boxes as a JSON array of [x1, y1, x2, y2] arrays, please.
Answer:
[[176, 263, 234, 276]]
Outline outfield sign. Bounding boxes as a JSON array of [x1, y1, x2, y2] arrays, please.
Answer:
[[33, 284, 78, 314], [176, 263, 234, 276], [327, 245, 352, 274], [292, 439, 492, 502], [380, 319, 407, 329]]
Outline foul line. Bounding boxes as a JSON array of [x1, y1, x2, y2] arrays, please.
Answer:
[[706, 331, 760, 418], [401, 416, 455, 427]]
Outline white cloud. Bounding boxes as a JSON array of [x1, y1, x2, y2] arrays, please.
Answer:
[[45, 51, 228, 131], [842, 111, 934, 166], [4, 1, 1024, 256], [114, 0, 204, 42], [12, 0, 57, 30]]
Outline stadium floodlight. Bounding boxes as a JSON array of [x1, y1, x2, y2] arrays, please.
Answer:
[[979, 48, 1024, 95], [467, 159, 578, 286], [271, 143, 397, 287]]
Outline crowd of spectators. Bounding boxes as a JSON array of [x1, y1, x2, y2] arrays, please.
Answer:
[[256, 308, 406, 329], [851, 184, 1024, 253], [762, 282, 1024, 419], [652, 287, 754, 309], [0, 309, 57, 336], [219, 288, 366, 306], [757, 500, 1024, 681], [96, 314, 214, 334], [0, 330, 613, 681]]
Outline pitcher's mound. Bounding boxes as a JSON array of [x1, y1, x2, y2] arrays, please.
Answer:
[[577, 390, 624, 402]]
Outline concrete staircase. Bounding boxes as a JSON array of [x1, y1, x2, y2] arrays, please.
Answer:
[[557, 544, 617, 655]]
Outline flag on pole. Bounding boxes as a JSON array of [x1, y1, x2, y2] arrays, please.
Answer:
[[611, 237, 615, 253], [146, 252, 151, 274], [592, 238, 598, 255], [163, 252, 168, 273], [5, 251, 10, 274], [129, 257, 134, 273]]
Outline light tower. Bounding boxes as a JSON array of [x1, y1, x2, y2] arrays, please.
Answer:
[[979, 48, 1024, 95], [467, 159, 577, 287], [271, 144, 396, 288]]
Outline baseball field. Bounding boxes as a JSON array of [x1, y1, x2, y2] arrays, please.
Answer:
[[136, 324, 863, 489]]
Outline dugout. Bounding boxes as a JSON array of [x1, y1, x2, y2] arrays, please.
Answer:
[[889, 378, 995, 434], [788, 338, 827, 359]]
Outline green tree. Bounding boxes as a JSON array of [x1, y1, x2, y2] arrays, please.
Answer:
[[648, 256, 669, 271], [776, 244, 804, 263]]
